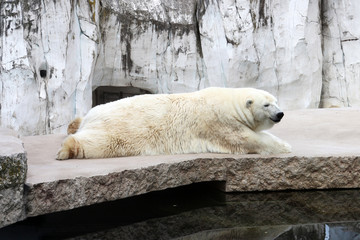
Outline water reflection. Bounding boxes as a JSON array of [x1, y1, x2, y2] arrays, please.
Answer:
[[2, 183, 360, 240]]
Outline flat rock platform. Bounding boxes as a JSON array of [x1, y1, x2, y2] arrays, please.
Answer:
[[21, 108, 360, 217]]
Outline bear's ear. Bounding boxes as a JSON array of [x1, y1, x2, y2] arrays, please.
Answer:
[[246, 99, 253, 108]]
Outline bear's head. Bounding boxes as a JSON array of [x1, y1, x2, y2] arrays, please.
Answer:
[[244, 89, 284, 132]]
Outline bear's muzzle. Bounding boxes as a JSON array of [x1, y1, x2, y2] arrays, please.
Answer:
[[271, 112, 284, 123]]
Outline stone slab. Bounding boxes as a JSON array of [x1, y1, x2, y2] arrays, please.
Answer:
[[22, 108, 360, 217], [0, 128, 27, 228]]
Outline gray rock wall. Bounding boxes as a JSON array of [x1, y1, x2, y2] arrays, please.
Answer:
[[1, 0, 359, 135]]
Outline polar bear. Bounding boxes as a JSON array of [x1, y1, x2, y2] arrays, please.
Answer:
[[56, 87, 291, 160]]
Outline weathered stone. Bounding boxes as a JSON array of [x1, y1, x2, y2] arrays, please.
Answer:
[[25, 158, 227, 216], [321, 0, 360, 107], [0, 0, 97, 135], [225, 156, 360, 192], [0, 128, 27, 228], [1, 0, 359, 136], [26, 154, 360, 217], [0, 186, 25, 228], [198, 0, 322, 109]]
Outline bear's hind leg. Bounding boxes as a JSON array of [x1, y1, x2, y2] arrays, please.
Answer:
[[56, 135, 84, 160], [67, 117, 82, 135]]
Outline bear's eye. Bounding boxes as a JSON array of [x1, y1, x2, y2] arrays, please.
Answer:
[[264, 104, 270, 107]]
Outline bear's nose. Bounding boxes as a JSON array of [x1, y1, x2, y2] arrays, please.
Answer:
[[277, 112, 284, 120]]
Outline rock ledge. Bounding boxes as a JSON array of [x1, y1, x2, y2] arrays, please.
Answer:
[[1, 108, 360, 226]]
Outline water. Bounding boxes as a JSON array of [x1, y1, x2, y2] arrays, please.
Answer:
[[1, 182, 360, 240]]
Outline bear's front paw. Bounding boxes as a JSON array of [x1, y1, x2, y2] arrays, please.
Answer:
[[56, 147, 70, 160], [278, 141, 292, 153]]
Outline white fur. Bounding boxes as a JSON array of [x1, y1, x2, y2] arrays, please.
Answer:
[[57, 87, 291, 159]]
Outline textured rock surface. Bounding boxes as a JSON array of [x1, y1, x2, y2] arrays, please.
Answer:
[[225, 156, 360, 192], [25, 155, 360, 217], [321, 0, 360, 108], [25, 157, 227, 216], [23, 108, 360, 217], [1, 0, 359, 135], [1, 0, 96, 135], [0, 128, 27, 228]]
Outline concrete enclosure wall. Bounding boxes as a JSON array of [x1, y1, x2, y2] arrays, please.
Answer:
[[1, 0, 360, 135]]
